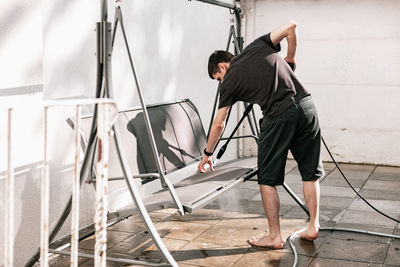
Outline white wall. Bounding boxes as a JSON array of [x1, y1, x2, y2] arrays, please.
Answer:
[[0, 0, 235, 265], [0, 0, 44, 264], [242, 0, 400, 166]]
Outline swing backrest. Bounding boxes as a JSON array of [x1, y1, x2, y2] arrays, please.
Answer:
[[78, 99, 207, 183]]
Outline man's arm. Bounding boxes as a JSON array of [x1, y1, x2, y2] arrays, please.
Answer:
[[270, 21, 298, 64], [197, 106, 230, 173]]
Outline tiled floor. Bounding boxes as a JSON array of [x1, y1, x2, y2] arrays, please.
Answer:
[[50, 160, 400, 266]]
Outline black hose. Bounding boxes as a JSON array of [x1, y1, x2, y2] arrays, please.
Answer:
[[289, 136, 400, 267], [321, 137, 400, 224]]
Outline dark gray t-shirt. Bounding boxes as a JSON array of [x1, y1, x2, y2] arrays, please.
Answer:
[[218, 33, 310, 119]]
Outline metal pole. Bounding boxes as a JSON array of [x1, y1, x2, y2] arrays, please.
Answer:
[[94, 103, 111, 267], [70, 105, 82, 267], [109, 9, 178, 265], [40, 106, 50, 267], [115, 7, 184, 215], [5, 108, 15, 267]]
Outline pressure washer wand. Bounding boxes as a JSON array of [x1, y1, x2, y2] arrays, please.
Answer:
[[217, 104, 254, 159]]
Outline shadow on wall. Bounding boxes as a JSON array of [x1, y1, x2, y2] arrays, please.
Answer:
[[0, 162, 41, 266], [0, 160, 96, 266], [127, 109, 199, 183]]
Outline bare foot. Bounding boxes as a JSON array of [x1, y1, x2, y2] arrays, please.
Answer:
[[299, 226, 319, 241], [248, 234, 284, 249]]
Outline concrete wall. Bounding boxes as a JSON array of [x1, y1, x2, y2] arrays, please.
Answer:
[[0, 0, 235, 264], [242, 0, 400, 166]]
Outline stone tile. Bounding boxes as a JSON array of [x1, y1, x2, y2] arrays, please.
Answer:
[[280, 181, 304, 194], [78, 230, 135, 250], [337, 163, 376, 173], [216, 184, 260, 202], [320, 196, 354, 209], [277, 189, 305, 206], [193, 224, 259, 248], [216, 214, 268, 230], [385, 240, 400, 265], [309, 257, 383, 267], [108, 211, 173, 233], [285, 159, 298, 173], [168, 209, 222, 225], [106, 231, 162, 257], [238, 199, 266, 215], [348, 198, 400, 217], [320, 185, 358, 198], [285, 174, 304, 186], [233, 249, 311, 267], [339, 209, 398, 228], [116, 237, 189, 264], [63, 161, 400, 267], [284, 237, 327, 257], [281, 205, 310, 220], [49, 253, 91, 266], [359, 188, 400, 201], [279, 204, 299, 217], [208, 198, 267, 215], [319, 207, 346, 223], [80, 259, 127, 266], [322, 162, 337, 172], [279, 219, 310, 241], [370, 166, 400, 181], [153, 208, 180, 215], [362, 180, 400, 191], [330, 223, 394, 243], [81, 253, 164, 266], [321, 163, 374, 186], [155, 221, 212, 241], [287, 167, 301, 176], [316, 238, 388, 263], [175, 240, 249, 266], [320, 175, 367, 188], [108, 217, 146, 234]]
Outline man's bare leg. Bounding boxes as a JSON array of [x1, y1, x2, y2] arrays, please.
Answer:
[[300, 179, 320, 240], [249, 185, 284, 249]]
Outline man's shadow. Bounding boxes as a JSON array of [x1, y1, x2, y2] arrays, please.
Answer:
[[127, 108, 195, 183]]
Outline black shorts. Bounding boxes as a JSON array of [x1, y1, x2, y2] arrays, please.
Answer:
[[257, 96, 325, 186]]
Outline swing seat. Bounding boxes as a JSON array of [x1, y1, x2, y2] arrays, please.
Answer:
[[72, 99, 257, 214]]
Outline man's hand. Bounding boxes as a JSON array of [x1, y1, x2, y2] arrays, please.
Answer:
[[197, 155, 214, 173], [271, 21, 298, 65], [285, 56, 296, 72]]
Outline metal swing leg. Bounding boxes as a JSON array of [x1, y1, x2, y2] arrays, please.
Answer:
[[98, 4, 178, 266], [113, 6, 184, 216]]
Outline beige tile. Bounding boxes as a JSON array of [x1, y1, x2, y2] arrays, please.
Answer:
[[193, 224, 260, 248], [175, 240, 249, 267], [215, 213, 268, 230], [145, 237, 189, 252], [155, 221, 212, 241], [168, 209, 223, 225], [78, 230, 134, 250], [233, 249, 310, 267]]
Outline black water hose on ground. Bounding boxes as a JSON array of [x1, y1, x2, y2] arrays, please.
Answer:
[[288, 136, 400, 267]]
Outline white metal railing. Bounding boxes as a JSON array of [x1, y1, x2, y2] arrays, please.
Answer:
[[2, 99, 117, 267], [41, 99, 118, 267], [4, 108, 15, 267]]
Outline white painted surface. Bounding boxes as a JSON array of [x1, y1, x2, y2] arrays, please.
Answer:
[[242, 0, 400, 166], [0, 0, 235, 265]]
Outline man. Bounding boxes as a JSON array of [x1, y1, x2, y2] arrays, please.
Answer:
[[197, 21, 324, 249]]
